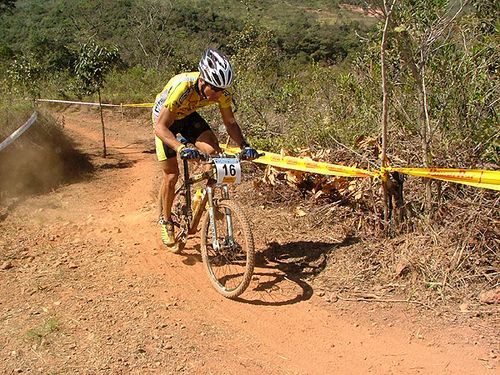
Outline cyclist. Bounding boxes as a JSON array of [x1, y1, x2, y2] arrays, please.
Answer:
[[152, 48, 259, 248]]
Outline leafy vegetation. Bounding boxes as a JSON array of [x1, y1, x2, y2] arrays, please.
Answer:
[[26, 317, 60, 343], [0, 0, 496, 170], [0, 0, 496, 187], [0, 0, 14, 15], [75, 39, 120, 157]]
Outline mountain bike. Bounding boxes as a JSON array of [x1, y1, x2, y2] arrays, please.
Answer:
[[159, 149, 258, 299]]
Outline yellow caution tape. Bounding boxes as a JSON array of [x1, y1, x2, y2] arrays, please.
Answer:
[[390, 167, 500, 191], [122, 103, 154, 108], [37, 98, 154, 108], [379, 166, 389, 182], [37, 98, 500, 191], [222, 146, 499, 190], [222, 146, 376, 178]]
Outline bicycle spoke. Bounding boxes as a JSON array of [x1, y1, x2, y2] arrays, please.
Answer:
[[201, 200, 255, 298]]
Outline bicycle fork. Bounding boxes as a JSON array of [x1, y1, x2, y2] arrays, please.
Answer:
[[206, 185, 234, 251]]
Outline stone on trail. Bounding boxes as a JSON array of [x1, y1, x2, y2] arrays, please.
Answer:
[[1, 260, 13, 270], [479, 287, 500, 304]]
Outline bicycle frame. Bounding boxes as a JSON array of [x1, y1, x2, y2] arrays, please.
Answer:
[[175, 157, 233, 248], [175, 158, 205, 235]]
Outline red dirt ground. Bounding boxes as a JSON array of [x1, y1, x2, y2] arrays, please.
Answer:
[[0, 107, 497, 374]]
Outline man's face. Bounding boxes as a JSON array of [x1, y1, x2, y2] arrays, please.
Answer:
[[201, 79, 224, 100]]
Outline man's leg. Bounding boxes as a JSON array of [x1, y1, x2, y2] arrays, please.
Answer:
[[194, 130, 224, 220], [195, 130, 221, 155], [159, 157, 179, 221], [158, 154, 179, 246]]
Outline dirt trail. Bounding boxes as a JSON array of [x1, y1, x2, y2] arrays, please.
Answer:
[[0, 108, 497, 374]]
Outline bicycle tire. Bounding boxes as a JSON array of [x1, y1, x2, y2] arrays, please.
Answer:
[[200, 200, 255, 299], [159, 180, 187, 254]]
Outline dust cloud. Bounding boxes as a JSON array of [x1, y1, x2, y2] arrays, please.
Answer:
[[0, 112, 93, 204]]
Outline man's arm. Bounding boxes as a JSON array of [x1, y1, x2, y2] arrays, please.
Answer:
[[220, 106, 247, 147], [154, 107, 184, 152]]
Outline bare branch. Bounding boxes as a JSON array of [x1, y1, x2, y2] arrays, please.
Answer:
[[423, 0, 469, 53]]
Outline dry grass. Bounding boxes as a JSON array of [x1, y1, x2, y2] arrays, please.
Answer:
[[241, 157, 499, 310]]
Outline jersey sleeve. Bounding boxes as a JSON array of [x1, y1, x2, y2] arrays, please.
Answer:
[[218, 91, 233, 109], [165, 82, 191, 113]]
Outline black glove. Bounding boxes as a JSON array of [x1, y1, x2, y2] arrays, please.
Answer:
[[241, 145, 259, 160], [179, 147, 202, 160]]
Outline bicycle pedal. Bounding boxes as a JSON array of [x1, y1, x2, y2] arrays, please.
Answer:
[[165, 241, 182, 254]]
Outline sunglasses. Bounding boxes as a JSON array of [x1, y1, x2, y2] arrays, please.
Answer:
[[207, 83, 225, 92]]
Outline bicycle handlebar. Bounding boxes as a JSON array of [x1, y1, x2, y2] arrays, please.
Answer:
[[180, 150, 265, 162]]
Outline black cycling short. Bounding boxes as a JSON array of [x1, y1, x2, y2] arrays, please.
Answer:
[[155, 111, 211, 161]]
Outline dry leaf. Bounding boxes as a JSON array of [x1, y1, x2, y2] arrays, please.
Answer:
[[294, 206, 307, 217]]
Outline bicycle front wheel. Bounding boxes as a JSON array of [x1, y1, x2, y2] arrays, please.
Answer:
[[200, 200, 255, 299]]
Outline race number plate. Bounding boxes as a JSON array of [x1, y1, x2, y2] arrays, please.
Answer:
[[213, 158, 241, 184]]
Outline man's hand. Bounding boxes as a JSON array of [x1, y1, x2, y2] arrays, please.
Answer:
[[241, 145, 259, 160], [179, 147, 202, 160]]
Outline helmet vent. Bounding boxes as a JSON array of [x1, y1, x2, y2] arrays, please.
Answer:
[[198, 48, 234, 89]]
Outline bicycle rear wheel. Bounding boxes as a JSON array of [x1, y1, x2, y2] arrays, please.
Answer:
[[159, 181, 187, 253], [200, 200, 255, 299]]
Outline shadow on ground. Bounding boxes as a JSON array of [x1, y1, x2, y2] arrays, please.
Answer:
[[238, 236, 360, 306], [99, 160, 136, 169]]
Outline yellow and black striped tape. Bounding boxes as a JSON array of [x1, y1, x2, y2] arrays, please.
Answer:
[[222, 146, 375, 178], [222, 146, 500, 191], [36, 98, 499, 191], [389, 167, 500, 191]]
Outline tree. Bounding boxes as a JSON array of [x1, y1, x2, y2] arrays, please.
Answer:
[[392, 1, 469, 213], [129, 0, 175, 71], [363, 0, 475, 213], [74, 40, 119, 157], [6, 55, 42, 100], [0, 0, 15, 16]]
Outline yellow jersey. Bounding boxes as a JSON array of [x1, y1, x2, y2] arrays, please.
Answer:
[[152, 72, 233, 122]]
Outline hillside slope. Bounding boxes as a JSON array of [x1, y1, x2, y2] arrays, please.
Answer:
[[0, 107, 497, 374]]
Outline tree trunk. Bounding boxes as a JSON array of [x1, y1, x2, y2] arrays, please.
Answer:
[[395, 31, 432, 214], [380, 1, 394, 234], [419, 60, 433, 214], [98, 89, 107, 158]]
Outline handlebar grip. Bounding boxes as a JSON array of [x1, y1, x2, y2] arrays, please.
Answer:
[[180, 153, 209, 161], [237, 151, 265, 161], [176, 134, 188, 145]]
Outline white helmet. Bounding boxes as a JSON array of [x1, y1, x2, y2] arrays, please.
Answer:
[[198, 48, 234, 89]]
